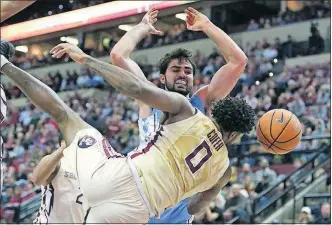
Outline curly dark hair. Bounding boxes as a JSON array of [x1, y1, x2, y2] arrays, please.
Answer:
[[211, 97, 256, 133], [158, 48, 197, 75]]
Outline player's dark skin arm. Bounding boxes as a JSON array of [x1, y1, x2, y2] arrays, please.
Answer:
[[1, 62, 91, 145], [50, 43, 194, 117], [187, 165, 232, 215]]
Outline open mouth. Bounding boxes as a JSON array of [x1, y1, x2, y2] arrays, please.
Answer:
[[175, 79, 187, 88]]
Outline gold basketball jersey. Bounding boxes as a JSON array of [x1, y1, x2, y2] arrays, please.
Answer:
[[130, 110, 229, 215]]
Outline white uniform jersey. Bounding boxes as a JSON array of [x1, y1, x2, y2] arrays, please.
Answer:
[[0, 83, 7, 194], [33, 148, 88, 224]]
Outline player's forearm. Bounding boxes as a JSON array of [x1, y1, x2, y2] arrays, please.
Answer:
[[31, 149, 63, 186], [202, 21, 247, 64], [83, 55, 143, 98], [187, 190, 219, 215], [1, 1, 36, 22], [111, 22, 150, 58], [1, 63, 69, 124]]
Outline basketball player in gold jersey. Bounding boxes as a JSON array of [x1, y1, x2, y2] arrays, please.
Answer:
[[111, 7, 248, 221], [49, 35, 256, 223]]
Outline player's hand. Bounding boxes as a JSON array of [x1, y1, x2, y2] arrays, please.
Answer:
[[50, 43, 87, 64], [185, 7, 210, 31], [141, 8, 163, 35], [58, 141, 67, 157]]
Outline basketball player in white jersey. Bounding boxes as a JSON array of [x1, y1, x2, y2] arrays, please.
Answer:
[[48, 40, 255, 223], [0, 40, 15, 194], [0, 42, 97, 223], [31, 139, 89, 224]]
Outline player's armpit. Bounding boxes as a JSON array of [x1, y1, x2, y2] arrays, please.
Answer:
[[187, 165, 232, 215]]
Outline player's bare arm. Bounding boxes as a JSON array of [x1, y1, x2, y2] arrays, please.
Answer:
[[1, 1, 36, 22], [110, 8, 162, 83], [187, 165, 232, 215], [51, 43, 194, 116], [31, 141, 66, 186], [0, 55, 92, 145], [186, 8, 247, 106]]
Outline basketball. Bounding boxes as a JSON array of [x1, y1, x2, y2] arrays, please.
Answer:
[[256, 109, 302, 154]]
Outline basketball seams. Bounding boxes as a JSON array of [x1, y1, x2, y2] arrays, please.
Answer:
[[274, 129, 302, 143], [257, 122, 278, 154], [257, 123, 293, 151], [267, 113, 293, 151], [269, 110, 277, 141]]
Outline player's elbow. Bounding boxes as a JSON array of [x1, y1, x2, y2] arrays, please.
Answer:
[[110, 50, 126, 65], [30, 173, 47, 186], [235, 55, 248, 69]]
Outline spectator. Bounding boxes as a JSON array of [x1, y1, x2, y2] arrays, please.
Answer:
[[237, 163, 256, 184], [315, 203, 331, 224], [283, 35, 296, 58], [254, 174, 269, 194], [308, 29, 325, 55], [298, 206, 314, 224], [287, 92, 306, 117], [247, 19, 259, 31], [255, 158, 277, 185]]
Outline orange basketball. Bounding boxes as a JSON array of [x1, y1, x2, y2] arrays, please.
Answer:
[[256, 109, 302, 154]]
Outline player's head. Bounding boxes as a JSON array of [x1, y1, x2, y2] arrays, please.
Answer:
[[211, 97, 256, 143], [158, 48, 196, 96]]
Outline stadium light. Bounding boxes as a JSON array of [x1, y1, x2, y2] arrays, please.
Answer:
[[255, 81, 260, 85], [15, 45, 28, 53], [269, 72, 274, 77], [118, 24, 134, 32], [175, 13, 186, 21], [60, 36, 79, 45]]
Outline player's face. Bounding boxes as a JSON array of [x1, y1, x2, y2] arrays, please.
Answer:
[[160, 59, 194, 96]]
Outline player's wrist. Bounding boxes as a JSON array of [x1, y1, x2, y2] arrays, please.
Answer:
[[201, 20, 214, 33], [0, 55, 12, 71]]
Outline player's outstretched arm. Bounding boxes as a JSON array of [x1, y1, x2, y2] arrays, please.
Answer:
[[0, 55, 92, 145], [186, 8, 247, 106], [187, 165, 232, 215], [31, 141, 66, 186], [51, 43, 194, 116], [110, 8, 162, 83], [1, 1, 36, 22]]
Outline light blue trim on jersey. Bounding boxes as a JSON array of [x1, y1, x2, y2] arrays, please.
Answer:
[[148, 199, 191, 224], [147, 95, 204, 224]]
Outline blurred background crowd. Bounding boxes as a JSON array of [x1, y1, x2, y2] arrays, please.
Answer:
[[1, 0, 330, 224]]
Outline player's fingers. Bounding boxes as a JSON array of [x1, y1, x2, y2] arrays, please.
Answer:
[[188, 7, 199, 15], [50, 46, 62, 54], [185, 9, 195, 17], [151, 29, 163, 36], [147, 7, 156, 15], [52, 49, 67, 58], [60, 140, 67, 149], [150, 10, 158, 18], [151, 18, 157, 24]]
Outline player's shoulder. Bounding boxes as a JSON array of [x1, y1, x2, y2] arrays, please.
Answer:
[[189, 94, 205, 113]]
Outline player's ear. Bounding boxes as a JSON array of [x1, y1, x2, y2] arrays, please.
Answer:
[[159, 74, 166, 84]]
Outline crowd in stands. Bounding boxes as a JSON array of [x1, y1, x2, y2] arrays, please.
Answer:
[[247, 1, 330, 31], [1, 38, 330, 222], [10, 1, 329, 71]]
